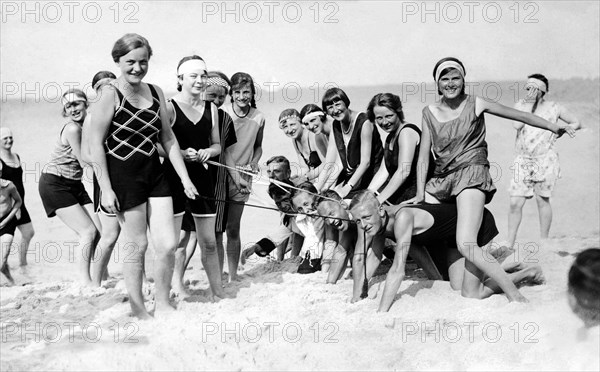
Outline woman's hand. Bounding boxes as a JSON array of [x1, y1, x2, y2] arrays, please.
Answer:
[[334, 183, 352, 198], [195, 148, 211, 163], [405, 192, 424, 204], [557, 123, 576, 138], [182, 178, 199, 200], [182, 148, 198, 162], [101, 188, 120, 214], [236, 177, 251, 195]]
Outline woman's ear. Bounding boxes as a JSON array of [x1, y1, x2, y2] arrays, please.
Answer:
[[341, 201, 348, 210], [379, 206, 386, 218]]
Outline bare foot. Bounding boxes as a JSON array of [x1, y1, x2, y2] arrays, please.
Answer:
[[172, 285, 191, 299], [1, 264, 15, 285], [507, 292, 529, 303], [228, 273, 242, 283], [154, 301, 177, 315], [130, 305, 153, 320]]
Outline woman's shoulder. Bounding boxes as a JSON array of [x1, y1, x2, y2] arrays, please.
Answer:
[[249, 108, 266, 125]]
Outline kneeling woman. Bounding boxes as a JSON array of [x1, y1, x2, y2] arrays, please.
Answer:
[[315, 88, 383, 198], [39, 89, 101, 285], [163, 55, 225, 299]]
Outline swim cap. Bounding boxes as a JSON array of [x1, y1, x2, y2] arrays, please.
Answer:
[[0, 127, 12, 139]]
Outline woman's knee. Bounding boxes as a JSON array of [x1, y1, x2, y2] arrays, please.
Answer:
[[18, 224, 35, 240]]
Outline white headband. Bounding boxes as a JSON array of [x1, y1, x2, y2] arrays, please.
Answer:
[[177, 59, 207, 76], [0, 127, 12, 139], [435, 61, 465, 82], [62, 93, 87, 106], [526, 78, 547, 93], [302, 111, 325, 123], [279, 114, 301, 127]]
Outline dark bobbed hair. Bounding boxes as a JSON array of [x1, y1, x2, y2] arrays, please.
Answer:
[[316, 189, 343, 207], [111, 33, 153, 63], [568, 248, 600, 327], [366, 93, 405, 124], [300, 103, 326, 122], [321, 87, 350, 111], [176, 55, 205, 92], [230, 72, 257, 108], [433, 57, 466, 95], [91, 71, 117, 88]]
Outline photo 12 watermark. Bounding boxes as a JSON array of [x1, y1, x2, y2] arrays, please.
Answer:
[[198, 1, 340, 24], [400, 1, 540, 24], [1, 1, 140, 24], [200, 321, 339, 344], [391, 320, 540, 344], [1, 321, 140, 344]]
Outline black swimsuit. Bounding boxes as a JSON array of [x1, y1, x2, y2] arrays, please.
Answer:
[[0, 157, 31, 225], [294, 138, 321, 168]]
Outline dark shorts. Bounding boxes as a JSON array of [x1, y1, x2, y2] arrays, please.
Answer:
[[38, 173, 92, 217], [15, 205, 32, 226], [0, 214, 18, 236], [180, 208, 196, 232], [172, 190, 216, 217]]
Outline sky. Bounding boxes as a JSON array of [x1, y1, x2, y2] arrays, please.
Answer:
[[1, 0, 599, 99]]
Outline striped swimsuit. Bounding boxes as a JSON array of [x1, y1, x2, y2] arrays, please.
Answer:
[[104, 84, 170, 211]]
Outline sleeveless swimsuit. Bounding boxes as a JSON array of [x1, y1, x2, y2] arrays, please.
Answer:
[[104, 84, 170, 212], [332, 112, 383, 194], [294, 137, 322, 168], [39, 123, 92, 217], [422, 95, 496, 204], [380, 124, 434, 204], [1, 156, 31, 225], [163, 100, 216, 216]]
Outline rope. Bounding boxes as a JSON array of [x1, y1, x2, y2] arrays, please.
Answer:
[[205, 159, 341, 204], [360, 228, 369, 299]]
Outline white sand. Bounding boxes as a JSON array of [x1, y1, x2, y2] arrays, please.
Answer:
[[1, 83, 599, 370]]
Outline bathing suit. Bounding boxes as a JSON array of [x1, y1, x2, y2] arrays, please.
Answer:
[[422, 95, 496, 204], [163, 100, 215, 216], [210, 109, 237, 233], [104, 84, 170, 212], [39, 123, 92, 217], [402, 203, 498, 249], [381, 124, 434, 204], [0, 157, 31, 225], [294, 137, 322, 168], [332, 112, 383, 193]]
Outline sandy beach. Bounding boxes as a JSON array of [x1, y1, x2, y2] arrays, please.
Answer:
[[1, 77, 599, 370]]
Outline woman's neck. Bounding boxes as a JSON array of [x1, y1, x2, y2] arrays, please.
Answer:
[[233, 103, 251, 116], [179, 90, 203, 107], [0, 148, 11, 158], [117, 77, 142, 94], [442, 93, 467, 110], [341, 109, 354, 127]]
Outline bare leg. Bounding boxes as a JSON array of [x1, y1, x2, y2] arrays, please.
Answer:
[[147, 197, 178, 314], [183, 231, 197, 269], [171, 215, 189, 297], [456, 190, 527, 302], [91, 213, 120, 286], [194, 216, 225, 299], [225, 203, 244, 282], [1, 233, 16, 285], [535, 195, 552, 240], [407, 244, 443, 280], [16, 222, 34, 267], [507, 196, 526, 248], [54, 204, 100, 286], [117, 204, 151, 319], [215, 231, 224, 274]]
